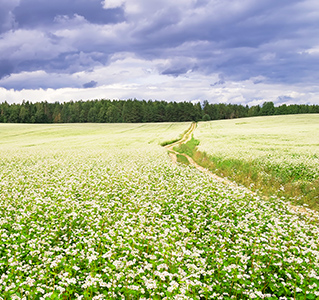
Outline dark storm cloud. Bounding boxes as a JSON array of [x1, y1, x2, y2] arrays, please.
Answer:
[[16, 52, 103, 75], [123, 0, 319, 84], [131, 0, 300, 51], [13, 0, 124, 28], [0, 0, 18, 33], [0, 59, 15, 78], [83, 80, 98, 88], [0, 0, 319, 93]]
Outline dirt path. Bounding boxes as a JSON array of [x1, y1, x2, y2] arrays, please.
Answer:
[[164, 122, 196, 150], [163, 122, 194, 166], [163, 123, 317, 218], [164, 122, 232, 185]]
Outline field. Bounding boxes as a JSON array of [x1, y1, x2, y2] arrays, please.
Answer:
[[0, 121, 319, 299], [193, 115, 319, 209]]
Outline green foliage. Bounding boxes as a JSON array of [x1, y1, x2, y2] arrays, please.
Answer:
[[174, 137, 200, 157], [1, 99, 319, 124], [160, 138, 180, 146], [202, 113, 211, 121], [260, 101, 275, 115], [176, 154, 190, 164]]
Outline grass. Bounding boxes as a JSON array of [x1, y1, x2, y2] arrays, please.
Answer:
[[160, 139, 180, 147], [176, 153, 190, 165], [173, 137, 200, 157], [0, 122, 318, 299]]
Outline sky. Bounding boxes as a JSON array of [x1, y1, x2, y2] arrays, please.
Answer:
[[0, 0, 319, 106]]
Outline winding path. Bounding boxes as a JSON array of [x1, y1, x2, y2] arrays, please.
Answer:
[[164, 122, 231, 184], [163, 122, 317, 218]]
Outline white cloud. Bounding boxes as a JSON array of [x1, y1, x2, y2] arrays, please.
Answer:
[[304, 46, 319, 55], [0, 29, 74, 61], [103, 0, 197, 17], [54, 13, 88, 26], [1, 53, 319, 105], [102, 0, 125, 9]]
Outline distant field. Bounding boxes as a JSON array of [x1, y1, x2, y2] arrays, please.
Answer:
[[0, 122, 189, 150], [0, 122, 318, 299], [194, 114, 319, 208]]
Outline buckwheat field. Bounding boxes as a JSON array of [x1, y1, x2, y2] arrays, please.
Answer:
[[194, 115, 319, 209], [0, 121, 318, 299]]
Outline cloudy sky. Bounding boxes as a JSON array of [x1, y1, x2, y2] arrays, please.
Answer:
[[0, 0, 319, 105]]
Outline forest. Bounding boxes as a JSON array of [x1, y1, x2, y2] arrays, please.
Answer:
[[0, 98, 318, 123]]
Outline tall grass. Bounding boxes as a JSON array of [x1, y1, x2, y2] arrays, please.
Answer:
[[173, 138, 199, 157], [175, 136, 319, 210]]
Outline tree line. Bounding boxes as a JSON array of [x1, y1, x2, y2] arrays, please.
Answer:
[[0, 99, 318, 123]]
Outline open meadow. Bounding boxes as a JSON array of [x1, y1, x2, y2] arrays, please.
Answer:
[[0, 122, 319, 299], [194, 114, 319, 209]]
